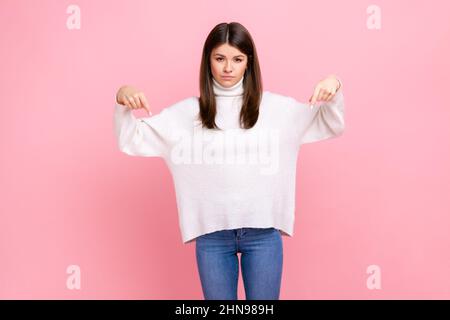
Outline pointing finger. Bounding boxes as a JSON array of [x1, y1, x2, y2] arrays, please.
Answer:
[[309, 86, 321, 109], [139, 94, 152, 116]]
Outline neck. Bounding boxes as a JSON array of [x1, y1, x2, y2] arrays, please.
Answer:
[[212, 76, 244, 97]]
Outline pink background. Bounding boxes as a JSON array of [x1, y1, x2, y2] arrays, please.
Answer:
[[1, 0, 449, 299]]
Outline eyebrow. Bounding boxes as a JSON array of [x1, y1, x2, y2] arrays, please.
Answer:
[[214, 53, 245, 58]]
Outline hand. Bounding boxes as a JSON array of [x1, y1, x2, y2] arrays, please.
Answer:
[[116, 85, 152, 116], [308, 75, 341, 109]]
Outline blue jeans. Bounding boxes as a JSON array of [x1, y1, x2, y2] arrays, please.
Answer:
[[195, 227, 283, 300]]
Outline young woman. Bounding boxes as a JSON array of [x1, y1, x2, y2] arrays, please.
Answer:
[[114, 22, 344, 300]]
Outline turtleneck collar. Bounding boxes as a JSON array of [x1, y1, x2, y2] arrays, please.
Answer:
[[212, 75, 244, 97]]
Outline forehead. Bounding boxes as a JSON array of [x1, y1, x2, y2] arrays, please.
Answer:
[[212, 43, 246, 56]]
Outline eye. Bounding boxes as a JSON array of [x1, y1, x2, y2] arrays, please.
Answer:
[[215, 57, 243, 62]]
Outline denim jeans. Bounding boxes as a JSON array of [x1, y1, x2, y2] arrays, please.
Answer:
[[195, 227, 283, 300]]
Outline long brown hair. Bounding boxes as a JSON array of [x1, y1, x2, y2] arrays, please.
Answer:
[[198, 22, 263, 130]]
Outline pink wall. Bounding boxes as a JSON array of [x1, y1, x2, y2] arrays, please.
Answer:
[[1, 0, 449, 299]]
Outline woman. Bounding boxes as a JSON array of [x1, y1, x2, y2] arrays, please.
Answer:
[[114, 22, 344, 300]]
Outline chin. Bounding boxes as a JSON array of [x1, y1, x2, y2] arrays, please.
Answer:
[[221, 77, 242, 87]]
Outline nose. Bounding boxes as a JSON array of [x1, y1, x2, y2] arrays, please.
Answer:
[[224, 61, 232, 72]]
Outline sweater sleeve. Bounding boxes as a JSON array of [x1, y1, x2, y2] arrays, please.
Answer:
[[297, 83, 345, 145], [114, 100, 175, 158]]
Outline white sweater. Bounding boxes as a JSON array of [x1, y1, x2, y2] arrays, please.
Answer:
[[114, 76, 345, 244]]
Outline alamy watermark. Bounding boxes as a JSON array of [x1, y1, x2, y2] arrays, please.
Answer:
[[168, 127, 281, 175]]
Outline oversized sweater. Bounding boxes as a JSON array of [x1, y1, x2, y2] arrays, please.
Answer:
[[114, 76, 345, 244]]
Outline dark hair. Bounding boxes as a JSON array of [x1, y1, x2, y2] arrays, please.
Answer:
[[198, 22, 263, 130]]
